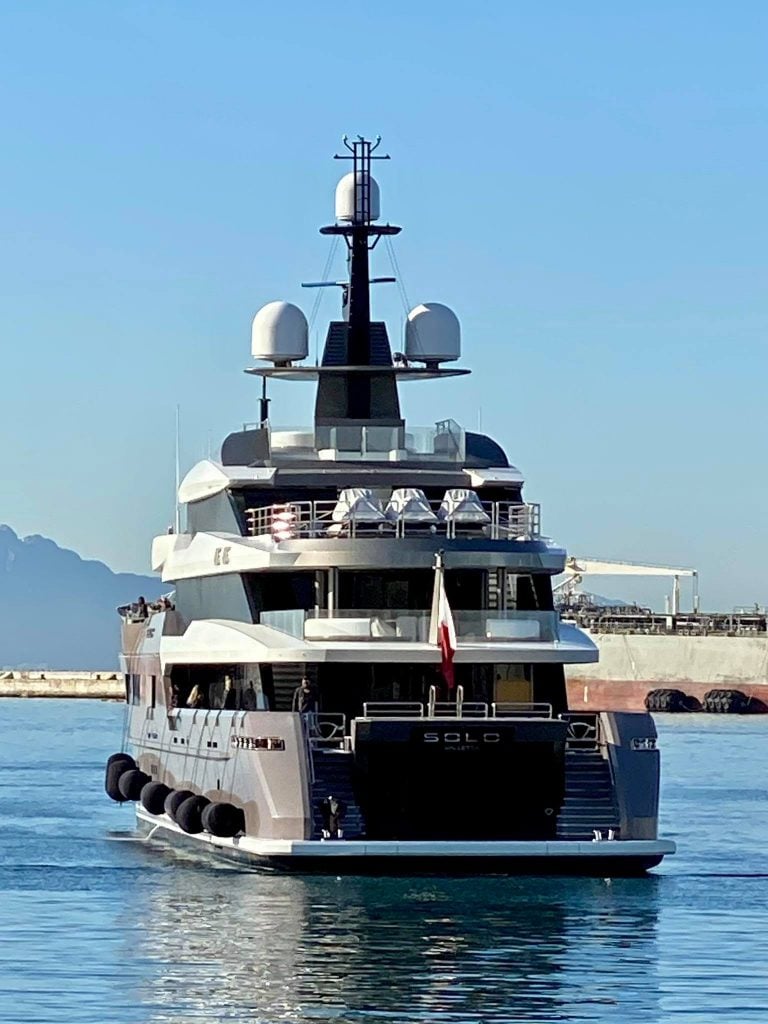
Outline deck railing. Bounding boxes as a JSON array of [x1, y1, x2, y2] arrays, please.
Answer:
[[304, 712, 348, 749], [492, 702, 554, 719], [361, 701, 425, 719], [244, 499, 540, 542], [561, 712, 603, 750], [360, 698, 556, 720], [260, 608, 559, 643]]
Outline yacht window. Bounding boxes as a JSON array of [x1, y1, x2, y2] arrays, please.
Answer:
[[125, 673, 141, 705], [514, 574, 554, 612], [338, 570, 432, 610], [169, 664, 274, 712]]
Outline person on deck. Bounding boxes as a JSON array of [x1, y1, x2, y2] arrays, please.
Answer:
[[292, 676, 320, 733], [186, 684, 206, 709], [241, 681, 260, 710], [292, 676, 319, 713], [222, 675, 237, 710]]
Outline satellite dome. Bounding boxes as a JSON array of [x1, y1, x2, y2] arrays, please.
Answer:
[[335, 172, 381, 223], [405, 303, 461, 365], [251, 302, 308, 364]]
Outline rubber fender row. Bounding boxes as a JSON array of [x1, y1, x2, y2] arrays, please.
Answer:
[[104, 752, 138, 801], [103, 753, 245, 837], [645, 687, 756, 714], [644, 688, 693, 712], [702, 689, 750, 714], [163, 791, 245, 837]]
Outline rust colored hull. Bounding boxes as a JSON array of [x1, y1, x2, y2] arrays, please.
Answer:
[[566, 678, 768, 712]]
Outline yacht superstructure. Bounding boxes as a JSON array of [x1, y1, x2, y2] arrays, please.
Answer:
[[105, 137, 674, 873]]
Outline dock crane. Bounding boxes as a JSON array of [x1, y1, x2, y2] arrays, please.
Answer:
[[556, 557, 699, 615]]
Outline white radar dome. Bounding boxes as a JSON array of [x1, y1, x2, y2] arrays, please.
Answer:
[[405, 303, 461, 364], [335, 172, 381, 223], [251, 301, 308, 364]]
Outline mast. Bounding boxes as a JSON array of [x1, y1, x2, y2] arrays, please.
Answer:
[[241, 136, 469, 466], [317, 136, 401, 421]]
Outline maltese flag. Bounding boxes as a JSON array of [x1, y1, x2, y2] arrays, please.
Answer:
[[429, 555, 457, 690]]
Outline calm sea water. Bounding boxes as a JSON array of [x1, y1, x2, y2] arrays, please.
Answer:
[[0, 701, 766, 1024]]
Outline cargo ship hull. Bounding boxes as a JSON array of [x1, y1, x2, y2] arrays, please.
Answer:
[[566, 632, 768, 711]]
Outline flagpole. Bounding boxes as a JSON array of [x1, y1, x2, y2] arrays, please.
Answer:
[[428, 550, 444, 646], [174, 404, 181, 535], [429, 549, 457, 691]]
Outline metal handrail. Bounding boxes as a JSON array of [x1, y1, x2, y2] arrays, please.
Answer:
[[352, 699, 578, 722], [560, 712, 603, 750], [432, 701, 489, 718], [302, 716, 316, 785], [359, 699, 491, 719], [492, 702, 553, 719], [306, 712, 347, 748], [362, 702, 425, 719], [244, 499, 541, 542]]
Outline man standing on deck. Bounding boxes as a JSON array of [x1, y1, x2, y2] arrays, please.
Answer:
[[292, 675, 320, 733]]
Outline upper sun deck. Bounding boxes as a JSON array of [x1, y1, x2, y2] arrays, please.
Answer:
[[219, 418, 512, 471], [268, 419, 477, 465], [168, 423, 556, 578], [179, 418, 525, 504], [177, 446, 541, 549], [243, 493, 541, 543]]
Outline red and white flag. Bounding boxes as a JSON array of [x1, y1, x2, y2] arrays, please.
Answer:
[[429, 558, 457, 690]]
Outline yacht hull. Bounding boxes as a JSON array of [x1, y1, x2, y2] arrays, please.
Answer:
[[136, 808, 674, 876]]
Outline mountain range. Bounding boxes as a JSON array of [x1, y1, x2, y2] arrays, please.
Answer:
[[0, 525, 164, 670]]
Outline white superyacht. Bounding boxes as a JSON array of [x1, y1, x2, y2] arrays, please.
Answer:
[[105, 137, 674, 874]]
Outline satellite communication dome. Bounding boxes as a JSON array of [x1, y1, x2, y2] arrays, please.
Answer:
[[335, 172, 381, 223], [251, 301, 308, 364], [405, 303, 461, 364]]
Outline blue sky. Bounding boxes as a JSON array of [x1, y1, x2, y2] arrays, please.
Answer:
[[0, 2, 766, 610]]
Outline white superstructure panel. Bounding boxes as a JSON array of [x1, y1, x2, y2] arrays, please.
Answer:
[[466, 467, 525, 487], [159, 618, 598, 668], [178, 461, 276, 504]]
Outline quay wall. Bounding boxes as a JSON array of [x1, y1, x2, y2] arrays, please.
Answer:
[[566, 633, 768, 711], [0, 671, 123, 699]]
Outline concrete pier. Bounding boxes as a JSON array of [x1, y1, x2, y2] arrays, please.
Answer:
[[0, 671, 124, 699]]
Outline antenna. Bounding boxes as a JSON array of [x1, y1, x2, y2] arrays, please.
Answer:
[[259, 376, 270, 428], [319, 136, 401, 417], [301, 277, 396, 323], [174, 405, 181, 534]]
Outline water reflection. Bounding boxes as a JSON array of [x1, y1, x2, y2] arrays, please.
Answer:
[[134, 860, 662, 1023], [13, 704, 768, 1023]]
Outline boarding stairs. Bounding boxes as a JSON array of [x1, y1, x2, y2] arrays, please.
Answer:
[[310, 748, 366, 839], [556, 748, 620, 840]]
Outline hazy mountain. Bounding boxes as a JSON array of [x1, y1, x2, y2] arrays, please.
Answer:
[[555, 589, 633, 609], [571, 591, 632, 608], [0, 525, 165, 670]]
